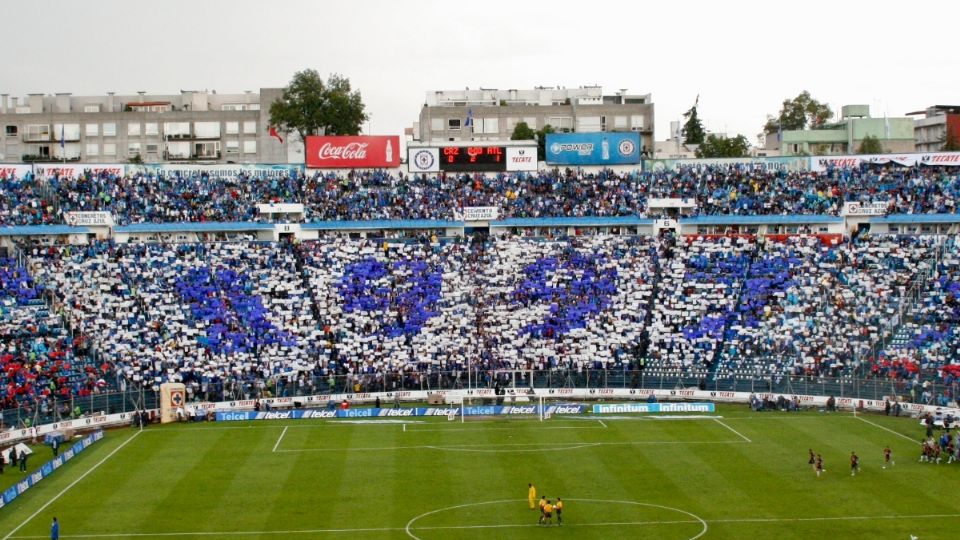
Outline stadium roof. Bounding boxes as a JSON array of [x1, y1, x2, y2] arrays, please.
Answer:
[[116, 222, 274, 233], [681, 215, 843, 225], [491, 216, 655, 227], [301, 220, 464, 230], [0, 225, 91, 235], [870, 213, 960, 224]]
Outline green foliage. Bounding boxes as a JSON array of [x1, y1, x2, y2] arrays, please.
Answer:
[[857, 135, 884, 154], [535, 124, 555, 161], [763, 90, 833, 134], [682, 102, 705, 145], [510, 121, 536, 141], [127, 153, 144, 165], [696, 134, 751, 158], [268, 69, 368, 141]]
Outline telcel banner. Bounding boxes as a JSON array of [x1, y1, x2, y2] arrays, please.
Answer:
[[306, 136, 400, 169], [546, 132, 641, 165]]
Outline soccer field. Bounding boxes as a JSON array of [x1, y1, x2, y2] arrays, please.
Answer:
[[0, 406, 956, 540]]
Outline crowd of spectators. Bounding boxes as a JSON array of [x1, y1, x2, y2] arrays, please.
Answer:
[[0, 231, 954, 412], [0, 164, 958, 226]]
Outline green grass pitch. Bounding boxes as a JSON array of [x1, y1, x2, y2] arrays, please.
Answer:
[[0, 405, 955, 539]]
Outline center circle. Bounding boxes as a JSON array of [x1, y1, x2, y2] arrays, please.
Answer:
[[404, 498, 708, 540]]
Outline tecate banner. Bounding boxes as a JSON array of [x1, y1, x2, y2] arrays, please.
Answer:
[[408, 148, 440, 173], [545, 132, 641, 165], [0, 164, 33, 179], [506, 146, 538, 171], [34, 164, 125, 178], [592, 403, 716, 414], [306, 136, 400, 169]]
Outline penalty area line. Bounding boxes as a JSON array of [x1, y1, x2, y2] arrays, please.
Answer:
[[713, 418, 752, 442], [272, 426, 288, 453], [853, 415, 918, 444], [3, 430, 143, 540]]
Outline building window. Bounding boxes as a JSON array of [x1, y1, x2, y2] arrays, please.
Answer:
[[5, 125, 17, 137], [102, 123, 117, 137], [546, 117, 573, 132], [103, 143, 117, 156], [26, 124, 51, 141], [243, 140, 257, 154], [165, 141, 189, 159], [85, 143, 99, 157], [128, 123, 140, 136], [163, 122, 190, 138], [53, 124, 81, 140], [145, 143, 159, 154], [144, 123, 159, 136], [128, 143, 142, 157], [225, 121, 239, 135], [242, 121, 256, 134], [431, 118, 444, 131], [83, 104, 100, 113], [194, 121, 221, 138], [85, 124, 99, 137], [194, 141, 220, 158], [448, 118, 461, 131], [478, 118, 498, 134], [614, 116, 627, 129], [576, 116, 602, 132], [225, 140, 240, 154], [630, 115, 644, 130]]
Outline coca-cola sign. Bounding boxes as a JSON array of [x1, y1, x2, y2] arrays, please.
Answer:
[[305, 136, 400, 169]]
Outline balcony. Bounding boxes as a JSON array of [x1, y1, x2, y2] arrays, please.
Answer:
[[163, 151, 221, 161]]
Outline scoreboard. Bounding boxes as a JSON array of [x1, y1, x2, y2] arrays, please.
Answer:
[[439, 146, 506, 172]]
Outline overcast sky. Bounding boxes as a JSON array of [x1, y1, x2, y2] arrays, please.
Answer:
[[4, 0, 958, 145]]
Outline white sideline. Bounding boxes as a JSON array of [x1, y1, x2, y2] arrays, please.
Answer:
[[3, 430, 142, 540], [271, 426, 288, 453], [15, 512, 959, 538], [854, 415, 919, 444], [713, 418, 752, 442]]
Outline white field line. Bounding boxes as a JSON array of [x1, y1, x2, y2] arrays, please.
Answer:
[[275, 439, 747, 453], [3, 430, 143, 540], [10, 512, 960, 538], [713, 418, 752, 442], [271, 426, 288, 453], [404, 423, 605, 433], [599, 419, 608, 428], [854, 415, 920, 444]]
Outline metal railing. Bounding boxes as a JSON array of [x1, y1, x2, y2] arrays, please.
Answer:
[[4, 370, 956, 429]]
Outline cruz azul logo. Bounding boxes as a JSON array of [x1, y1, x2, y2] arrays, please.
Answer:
[[414, 150, 435, 170], [617, 139, 636, 157]]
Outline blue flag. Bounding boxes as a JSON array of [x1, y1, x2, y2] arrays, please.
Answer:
[[464, 109, 473, 128], [59, 125, 65, 149]]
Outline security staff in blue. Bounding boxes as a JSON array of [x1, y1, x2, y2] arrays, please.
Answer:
[[51, 517, 59, 540]]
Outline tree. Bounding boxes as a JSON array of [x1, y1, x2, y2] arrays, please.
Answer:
[[857, 135, 884, 154], [763, 91, 833, 134], [510, 121, 536, 141], [942, 129, 960, 151], [535, 124, 555, 161], [268, 70, 368, 142], [696, 134, 751, 158], [682, 96, 705, 145]]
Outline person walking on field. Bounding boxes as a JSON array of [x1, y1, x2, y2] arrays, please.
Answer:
[[51, 517, 59, 540], [528, 483, 537, 510]]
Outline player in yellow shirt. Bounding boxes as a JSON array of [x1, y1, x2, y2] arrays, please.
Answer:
[[555, 498, 563, 525], [538, 496, 547, 524], [528, 483, 536, 510], [542, 500, 554, 525]]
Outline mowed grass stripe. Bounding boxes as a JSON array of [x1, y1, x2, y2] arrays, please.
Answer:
[[0, 430, 144, 536]]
